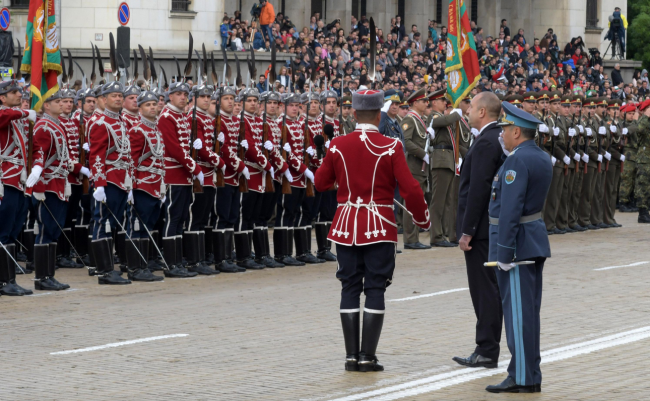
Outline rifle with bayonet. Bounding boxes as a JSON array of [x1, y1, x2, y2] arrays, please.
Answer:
[[565, 113, 576, 176], [189, 45, 203, 193], [261, 40, 277, 193], [621, 112, 627, 174], [574, 111, 582, 173], [74, 60, 90, 194], [211, 52, 224, 187], [596, 111, 603, 173]]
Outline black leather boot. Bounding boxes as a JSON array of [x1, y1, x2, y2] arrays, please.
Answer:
[[34, 244, 62, 291], [639, 208, 650, 224], [358, 310, 385, 372], [260, 227, 283, 267], [296, 227, 324, 264], [316, 223, 337, 261], [126, 239, 153, 281], [22, 229, 35, 274], [341, 311, 360, 371], [0, 244, 26, 295], [204, 226, 215, 265], [325, 222, 337, 259], [139, 239, 163, 281], [213, 229, 242, 273], [56, 229, 83, 268], [7, 243, 33, 294], [186, 232, 218, 275], [224, 229, 245, 272], [48, 243, 70, 290], [278, 228, 304, 266], [234, 232, 264, 270], [74, 225, 89, 265], [95, 238, 131, 285], [87, 234, 97, 275], [147, 230, 164, 271], [162, 236, 197, 278]]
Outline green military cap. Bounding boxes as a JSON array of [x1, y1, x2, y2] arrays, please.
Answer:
[[522, 92, 537, 103], [607, 99, 621, 108], [535, 90, 550, 102], [426, 87, 446, 101], [407, 87, 427, 104], [549, 91, 562, 103], [560, 95, 572, 106], [505, 94, 524, 106], [342, 96, 352, 107], [571, 95, 584, 105]]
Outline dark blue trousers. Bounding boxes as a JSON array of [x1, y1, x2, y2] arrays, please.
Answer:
[[0, 186, 27, 244], [257, 184, 281, 227], [296, 189, 321, 227], [276, 186, 305, 228], [126, 190, 162, 239], [189, 186, 216, 231], [336, 242, 396, 311], [163, 185, 194, 237], [318, 190, 337, 222], [239, 191, 264, 231], [33, 193, 67, 244], [215, 184, 240, 229], [496, 258, 544, 386], [92, 183, 128, 240]]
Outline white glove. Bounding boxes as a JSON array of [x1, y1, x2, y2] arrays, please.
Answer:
[[573, 153, 581, 162], [597, 154, 603, 163], [582, 154, 589, 163], [325, 140, 330, 149], [217, 132, 225, 143], [161, 195, 166, 204], [269, 167, 275, 178], [127, 190, 134, 204], [26, 110, 37, 123], [283, 169, 293, 182], [83, 143, 90, 152], [193, 138, 203, 150], [578, 125, 584, 133], [451, 108, 463, 117], [610, 125, 617, 133], [80, 166, 91, 178], [622, 128, 628, 136], [498, 136, 510, 156], [240, 139, 249, 150], [620, 155, 626, 162], [304, 168, 315, 183], [563, 155, 571, 165], [194, 171, 204, 186], [423, 153, 430, 164], [93, 186, 106, 203], [241, 167, 250, 180], [427, 127, 436, 139], [264, 140, 274, 151], [471, 128, 480, 137], [553, 127, 560, 137], [568, 128, 576, 137], [283, 143, 291, 153], [598, 126, 606, 135], [586, 128, 593, 136], [604, 152, 611, 161], [220, 164, 227, 173], [539, 124, 549, 133], [26, 165, 43, 187], [497, 261, 517, 271], [306, 146, 315, 157], [551, 156, 557, 165]]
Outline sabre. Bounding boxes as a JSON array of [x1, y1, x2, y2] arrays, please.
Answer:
[[38, 199, 88, 269], [128, 203, 170, 270], [393, 199, 412, 217], [99, 201, 148, 264], [0, 239, 25, 274], [484, 261, 535, 267]]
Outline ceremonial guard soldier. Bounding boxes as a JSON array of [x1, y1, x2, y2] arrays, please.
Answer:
[[541, 92, 566, 235], [340, 96, 356, 135], [402, 88, 432, 249], [603, 99, 624, 227], [121, 85, 141, 131], [618, 103, 639, 213], [158, 82, 202, 278], [568, 96, 588, 232], [124, 90, 166, 282], [214, 87, 248, 273], [485, 101, 551, 394], [577, 97, 601, 229], [314, 89, 430, 372], [426, 88, 462, 247], [0, 80, 37, 295], [185, 84, 222, 275], [25, 91, 71, 292]]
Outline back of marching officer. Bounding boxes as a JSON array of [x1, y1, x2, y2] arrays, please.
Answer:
[[485, 101, 552, 394], [315, 89, 430, 373]]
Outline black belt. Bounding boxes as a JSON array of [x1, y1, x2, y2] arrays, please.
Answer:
[[433, 145, 454, 150]]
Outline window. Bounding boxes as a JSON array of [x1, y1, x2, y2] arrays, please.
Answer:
[[586, 0, 599, 28], [171, 0, 191, 12], [435, 0, 442, 24], [10, 0, 30, 7], [471, 0, 478, 26]]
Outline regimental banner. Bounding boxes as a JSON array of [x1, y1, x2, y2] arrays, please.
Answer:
[[20, 0, 61, 111], [445, 0, 480, 108]]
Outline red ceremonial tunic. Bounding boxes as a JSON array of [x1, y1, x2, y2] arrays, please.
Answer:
[[88, 109, 132, 191], [219, 111, 245, 187], [306, 116, 323, 170], [190, 108, 225, 188], [121, 110, 140, 132], [314, 124, 430, 245], [0, 106, 30, 193], [319, 114, 341, 137], [284, 116, 308, 188], [31, 114, 71, 201], [59, 114, 84, 185], [158, 104, 200, 186], [242, 111, 272, 193], [265, 114, 288, 182], [129, 117, 165, 199]]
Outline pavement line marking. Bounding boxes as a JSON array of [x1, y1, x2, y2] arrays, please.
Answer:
[[387, 288, 468, 302], [31, 288, 83, 297], [594, 261, 649, 271], [328, 326, 650, 401], [50, 334, 189, 355]]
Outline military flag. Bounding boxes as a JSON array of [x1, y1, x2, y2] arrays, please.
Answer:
[[444, 0, 480, 107], [20, 0, 61, 111]]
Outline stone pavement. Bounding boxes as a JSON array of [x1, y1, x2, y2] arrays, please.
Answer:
[[2, 213, 650, 400]]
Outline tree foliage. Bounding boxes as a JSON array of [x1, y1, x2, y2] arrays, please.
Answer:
[[628, 0, 650, 69]]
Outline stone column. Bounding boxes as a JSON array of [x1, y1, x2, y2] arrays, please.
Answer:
[[404, 0, 429, 45], [326, 0, 352, 39], [477, 0, 500, 40], [366, 0, 396, 40], [284, 1, 310, 32], [502, 0, 534, 44]]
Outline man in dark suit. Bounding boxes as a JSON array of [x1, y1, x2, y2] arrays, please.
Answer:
[[452, 92, 505, 369]]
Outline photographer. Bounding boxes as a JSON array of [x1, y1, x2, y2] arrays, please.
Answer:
[[606, 7, 628, 55]]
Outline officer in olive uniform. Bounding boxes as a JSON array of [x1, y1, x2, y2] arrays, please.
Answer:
[[555, 95, 579, 232], [635, 101, 650, 223], [485, 101, 552, 394], [603, 99, 624, 227], [341, 96, 356, 135], [568, 95, 588, 232], [542, 92, 567, 234], [577, 97, 602, 229], [619, 102, 641, 212], [504, 94, 524, 108], [589, 98, 610, 229]]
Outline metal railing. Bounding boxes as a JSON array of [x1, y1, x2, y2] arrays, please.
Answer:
[[171, 0, 192, 12]]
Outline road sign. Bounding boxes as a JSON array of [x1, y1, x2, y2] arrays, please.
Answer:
[[118, 2, 130, 26], [0, 8, 10, 31]]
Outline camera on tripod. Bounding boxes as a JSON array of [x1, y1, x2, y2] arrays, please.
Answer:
[[588, 48, 599, 56]]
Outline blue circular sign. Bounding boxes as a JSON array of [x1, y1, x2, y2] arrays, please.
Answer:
[[118, 2, 130, 26], [0, 8, 10, 31]]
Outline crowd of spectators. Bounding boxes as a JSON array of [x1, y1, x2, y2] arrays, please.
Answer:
[[217, 4, 650, 103]]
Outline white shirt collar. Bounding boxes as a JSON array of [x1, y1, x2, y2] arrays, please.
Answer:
[[478, 121, 498, 136]]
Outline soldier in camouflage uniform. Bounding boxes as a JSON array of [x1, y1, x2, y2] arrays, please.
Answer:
[[635, 101, 650, 223], [619, 102, 641, 213]]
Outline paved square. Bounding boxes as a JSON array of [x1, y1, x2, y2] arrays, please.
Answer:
[[2, 213, 650, 400]]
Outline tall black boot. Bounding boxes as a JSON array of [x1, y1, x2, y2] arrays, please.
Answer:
[[87, 234, 97, 275], [213, 229, 242, 273], [296, 227, 324, 264], [22, 229, 35, 273], [279, 228, 304, 266], [126, 239, 147, 281], [639, 208, 650, 223], [74, 225, 89, 263], [7, 243, 33, 294], [248, 231, 255, 259], [260, 227, 283, 267], [307, 226, 325, 263], [57, 229, 83, 268], [234, 231, 264, 270], [139, 239, 163, 281], [341, 311, 361, 371], [116, 231, 128, 272], [224, 229, 245, 271], [186, 232, 218, 275], [48, 243, 70, 290], [147, 230, 164, 271], [325, 222, 337, 260], [34, 244, 61, 291], [162, 236, 197, 278], [95, 238, 131, 285], [204, 226, 215, 265], [358, 310, 385, 372], [273, 228, 284, 262], [0, 244, 26, 295], [316, 223, 337, 261]]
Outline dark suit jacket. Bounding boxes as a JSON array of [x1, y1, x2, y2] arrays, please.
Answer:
[[457, 121, 504, 241]]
